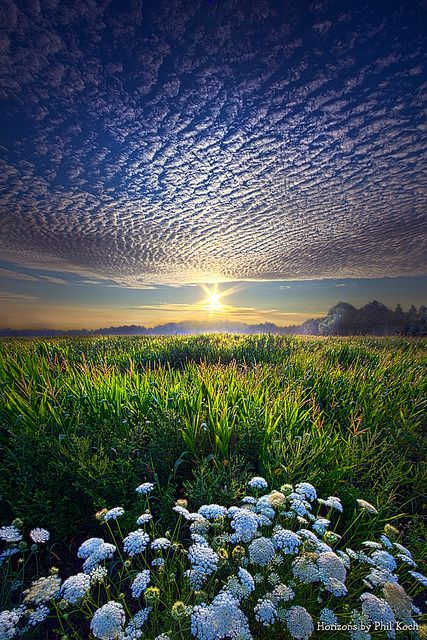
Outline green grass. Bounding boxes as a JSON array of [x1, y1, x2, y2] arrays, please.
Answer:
[[0, 335, 426, 567]]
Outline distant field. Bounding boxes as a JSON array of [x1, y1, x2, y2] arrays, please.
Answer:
[[0, 335, 425, 557]]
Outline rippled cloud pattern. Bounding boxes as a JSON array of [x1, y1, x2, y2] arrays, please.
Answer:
[[0, 0, 426, 284]]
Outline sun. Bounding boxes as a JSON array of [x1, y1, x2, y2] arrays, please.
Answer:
[[207, 286, 223, 310]]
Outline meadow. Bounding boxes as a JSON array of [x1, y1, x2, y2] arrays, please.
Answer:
[[0, 335, 426, 638]]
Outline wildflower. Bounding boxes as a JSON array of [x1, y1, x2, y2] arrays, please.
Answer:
[[248, 477, 268, 490], [241, 496, 257, 505], [136, 513, 152, 525], [90, 566, 108, 584], [254, 597, 277, 625], [90, 601, 125, 639], [295, 483, 317, 502], [144, 587, 160, 605], [271, 583, 295, 604], [248, 537, 275, 566], [350, 610, 372, 640], [0, 525, 22, 543], [356, 499, 378, 514], [267, 571, 280, 586], [229, 508, 260, 543], [24, 575, 61, 604], [151, 537, 171, 551], [61, 573, 91, 603], [171, 601, 191, 620], [173, 505, 191, 519], [312, 518, 330, 536], [151, 557, 165, 568], [396, 554, 416, 567], [232, 545, 246, 560], [131, 570, 151, 598], [365, 568, 398, 588], [198, 504, 227, 520], [123, 530, 150, 556], [380, 534, 393, 549], [77, 537, 104, 559], [371, 550, 397, 572], [83, 543, 116, 573], [408, 570, 427, 587], [323, 577, 348, 596], [319, 608, 337, 625], [238, 567, 255, 595], [191, 591, 252, 640], [27, 605, 50, 626], [266, 491, 286, 507], [285, 606, 314, 639], [383, 582, 412, 621], [135, 482, 154, 495], [384, 524, 399, 540], [292, 555, 320, 583], [104, 507, 124, 521], [317, 551, 347, 583], [0, 607, 26, 639], [322, 496, 343, 512], [290, 498, 309, 517], [123, 608, 151, 636], [272, 529, 301, 554], [95, 508, 108, 521], [154, 636, 171, 640], [393, 542, 412, 557], [188, 543, 219, 577], [360, 593, 396, 633], [30, 528, 50, 544]]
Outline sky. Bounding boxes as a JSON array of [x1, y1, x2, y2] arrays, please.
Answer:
[[0, 0, 426, 329]]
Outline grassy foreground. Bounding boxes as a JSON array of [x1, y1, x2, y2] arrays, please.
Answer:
[[0, 335, 425, 558]]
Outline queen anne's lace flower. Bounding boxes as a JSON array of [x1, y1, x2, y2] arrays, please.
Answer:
[[30, 528, 50, 544], [0, 607, 26, 639], [365, 568, 398, 588], [123, 530, 150, 557], [295, 483, 317, 502], [254, 597, 277, 625], [360, 593, 396, 633], [131, 571, 151, 598], [78, 537, 104, 559], [285, 606, 314, 639], [104, 507, 125, 521], [322, 496, 343, 512], [191, 591, 252, 640], [135, 483, 154, 495], [229, 508, 259, 543], [27, 605, 49, 626], [393, 542, 412, 558], [151, 537, 171, 551], [408, 571, 427, 587], [136, 513, 152, 525], [371, 550, 397, 572], [90, 601, 125, 639], [312, 518, 330, 536], [292, 555, 320, 583], [356, 499, 378, 514], [198, 504, 227, 519], [248, 537, 275, 566], [0, 526, 22, 543], [317, 551, 347, 583], [271, 583, 295, 603], [61, 573, 91, 603], [323, 577, 348, 596], [188, 543, 219, 577], [319, 608, 337, 625], [24, 575, 61, 604], [248, 477, 268, 490], [83, 543, 116, 573], [237, 567, 255, 595], [122, 607, 151, 637], [272, 529, 301, 554]]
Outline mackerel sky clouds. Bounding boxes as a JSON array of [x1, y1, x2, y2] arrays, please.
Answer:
[[0, 0, 426, 328]]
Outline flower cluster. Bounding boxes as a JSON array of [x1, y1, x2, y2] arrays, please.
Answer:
[[1, 477, 424, 640]]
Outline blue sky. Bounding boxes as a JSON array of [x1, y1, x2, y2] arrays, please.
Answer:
[[0, 0, 426, 328]]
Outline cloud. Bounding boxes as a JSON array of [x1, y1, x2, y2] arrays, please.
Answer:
[[0, 0, 426, 285]]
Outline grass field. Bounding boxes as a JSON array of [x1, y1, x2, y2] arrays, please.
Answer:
[[0, 335, 426, 638]]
